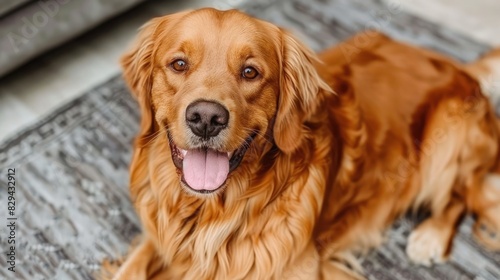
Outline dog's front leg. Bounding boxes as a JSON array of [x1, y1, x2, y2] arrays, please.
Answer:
[[112, 238, 156, 280]]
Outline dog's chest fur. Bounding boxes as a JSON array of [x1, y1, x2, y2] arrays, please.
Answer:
[[132, 131, 333, 279]]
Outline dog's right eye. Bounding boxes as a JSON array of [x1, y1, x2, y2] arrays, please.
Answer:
[[242, 67, 259, 79], [171, 59, 188, 72]]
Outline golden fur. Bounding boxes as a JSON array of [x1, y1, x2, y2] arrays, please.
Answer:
[[109, 8, 500, 280]]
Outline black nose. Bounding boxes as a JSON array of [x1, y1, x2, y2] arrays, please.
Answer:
[[185, 100, 229, 139]]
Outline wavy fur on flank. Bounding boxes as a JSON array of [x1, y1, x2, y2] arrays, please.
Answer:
[[109, 8, 500, 280]]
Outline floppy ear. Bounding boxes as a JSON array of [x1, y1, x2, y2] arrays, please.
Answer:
[[121, 17, 164, 144], [274, 30, 332, 153]]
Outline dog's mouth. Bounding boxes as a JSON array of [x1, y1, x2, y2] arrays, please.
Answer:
[[168, 132, 257, 194]]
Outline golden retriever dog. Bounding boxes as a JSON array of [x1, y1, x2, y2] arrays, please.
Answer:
[[111, 8, 500, 280]]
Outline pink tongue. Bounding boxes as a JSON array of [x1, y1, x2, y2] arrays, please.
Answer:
[[183, 149, 229, 191]]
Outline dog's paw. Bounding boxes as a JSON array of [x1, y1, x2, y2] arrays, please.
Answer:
[[473, 218, 500, 251], [406, 220, 450, 266]]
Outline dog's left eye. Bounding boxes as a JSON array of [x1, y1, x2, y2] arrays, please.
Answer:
[[171, 59, 188, 72], [242, 67, 259, 79]]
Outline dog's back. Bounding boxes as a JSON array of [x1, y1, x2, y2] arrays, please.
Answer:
[[314, 32, 500, 277]]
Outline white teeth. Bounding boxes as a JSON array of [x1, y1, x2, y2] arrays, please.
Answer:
[[180, 149, 187, 156], [227, 151, 234, 158]]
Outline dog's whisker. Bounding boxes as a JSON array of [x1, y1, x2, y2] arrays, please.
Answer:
[[140, 128, 167, 148], [240, 127, 274, 146]]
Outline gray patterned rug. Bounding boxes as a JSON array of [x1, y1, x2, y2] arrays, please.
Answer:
[[0, 0, 499, 279]]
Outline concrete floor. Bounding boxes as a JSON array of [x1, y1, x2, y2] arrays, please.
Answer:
[[1, 0, 499, 141]]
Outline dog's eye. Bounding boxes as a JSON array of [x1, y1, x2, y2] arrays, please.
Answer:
[[171, 59, 188, 72], [242, 67, 258, 79]]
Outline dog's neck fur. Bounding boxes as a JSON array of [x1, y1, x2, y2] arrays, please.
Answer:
[[128, 90, 341, 279]]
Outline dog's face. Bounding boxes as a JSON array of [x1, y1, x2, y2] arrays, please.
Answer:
[[152, 10, 280, 194], [122, 9, 330, 195]]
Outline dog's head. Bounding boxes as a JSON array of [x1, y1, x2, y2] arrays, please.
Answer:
[[121, 8, 330, 195]]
